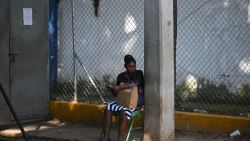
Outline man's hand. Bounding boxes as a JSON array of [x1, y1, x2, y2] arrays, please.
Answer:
[[105, 85, 114, 92], [106, 85, 117, 96], [130, 83, 137, 88]]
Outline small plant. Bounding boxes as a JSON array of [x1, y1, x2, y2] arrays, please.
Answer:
[[195, 79, 231, 104], [175, 81, 197, 102], [236, 84, 250, 97], [236, 84, 250, 105]]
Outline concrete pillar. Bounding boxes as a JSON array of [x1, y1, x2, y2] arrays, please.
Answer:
[[144, 0, 175, 141]]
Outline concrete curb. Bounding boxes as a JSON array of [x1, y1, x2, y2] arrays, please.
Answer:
[[50, 101, 250, 134]]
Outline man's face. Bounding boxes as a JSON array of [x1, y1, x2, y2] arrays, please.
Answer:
[[126, 62, 136, 75]]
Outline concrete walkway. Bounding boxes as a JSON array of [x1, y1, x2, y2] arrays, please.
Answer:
[[0, 121, 249, 141]]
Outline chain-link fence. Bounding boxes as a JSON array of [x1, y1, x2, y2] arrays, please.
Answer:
[[49, 0, 250, 117], [50, 0, 144, 103], [175, 0, 250, 116]]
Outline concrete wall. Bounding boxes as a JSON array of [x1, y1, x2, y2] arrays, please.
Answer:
[[0, 0, 10, 124], [0, 0, 49, 124], [9, 0, 49, 120]]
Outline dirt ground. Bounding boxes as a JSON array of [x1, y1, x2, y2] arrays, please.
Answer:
[[0, 121, 249, 141]]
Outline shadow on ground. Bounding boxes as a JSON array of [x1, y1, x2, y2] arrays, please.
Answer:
[[0, 121, 250, 141]]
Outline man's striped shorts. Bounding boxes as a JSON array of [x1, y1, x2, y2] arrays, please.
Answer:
[[105, 101, 141, 120]]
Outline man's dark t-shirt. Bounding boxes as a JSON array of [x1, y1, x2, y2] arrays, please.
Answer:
[[116, 70, 144, 89], [116, 70, 144, 106]]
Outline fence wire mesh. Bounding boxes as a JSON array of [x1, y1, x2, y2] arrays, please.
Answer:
[[50, 0, 250, 116], [51, 0, 144, 103], [176, 0, 250, 116]]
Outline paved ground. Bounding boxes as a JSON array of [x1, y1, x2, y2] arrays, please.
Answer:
[[0, 121, 249, 141]]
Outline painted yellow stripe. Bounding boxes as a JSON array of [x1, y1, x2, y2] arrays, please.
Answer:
[[50, 101, 250, 134], [175, 111, 250, 134], [50, 101, 106, 124]]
